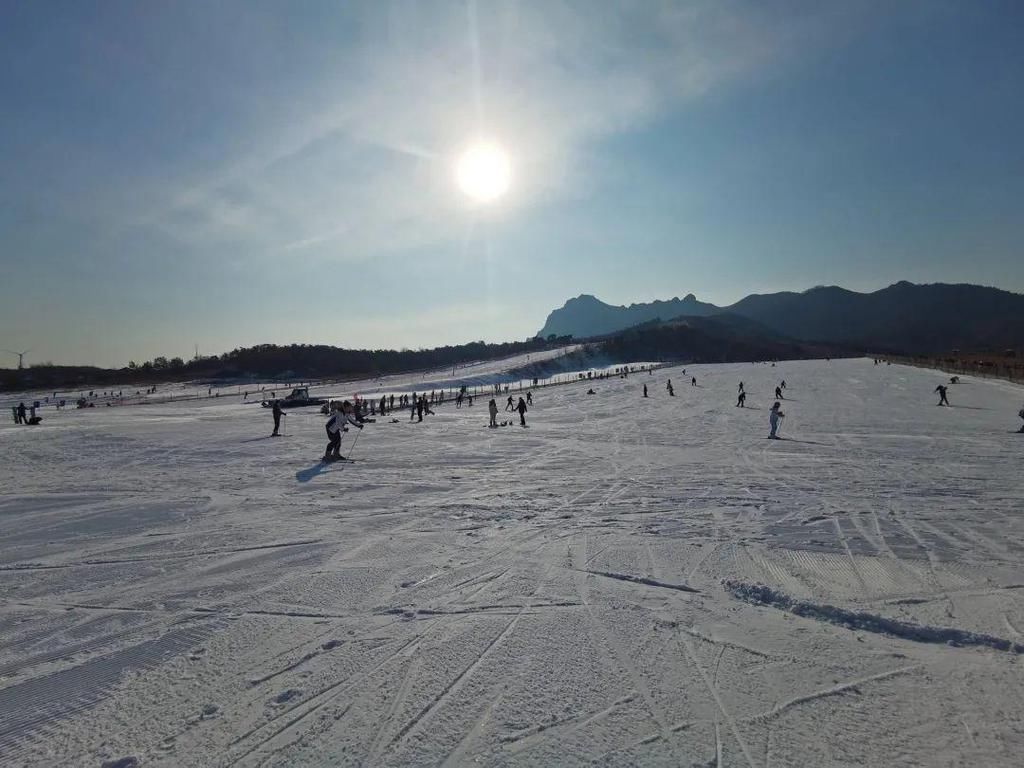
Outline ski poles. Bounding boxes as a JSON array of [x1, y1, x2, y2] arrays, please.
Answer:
[[347, 426, 362, 460]]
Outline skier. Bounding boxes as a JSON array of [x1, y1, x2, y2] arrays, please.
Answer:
[[769, 401, 785, 439], [781, 380, 787, 390], [410, 392, 417, 421], [775, 386, 783, 400], [516, 397, 528, 427], [505, 395, 515, 412], [738, 382, 744, 394], [16, 402, 26, 425], [488, 398, 498, 427], [323, 402, 361, 461], [271, 400, 284, 436], [526, 391, 533, 405], [666, 379, 674, 397], [643, 384, 648, 398], [389, 394, 395, 411], [416, 396, 425, 422], [691, 376, 697, 387], [935, 385, 950, 406], [736, 390, 746, 408], [380, 395, 387, 416]]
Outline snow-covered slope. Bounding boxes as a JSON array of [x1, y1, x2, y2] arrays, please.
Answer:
[[1, 359, 1023, 766]]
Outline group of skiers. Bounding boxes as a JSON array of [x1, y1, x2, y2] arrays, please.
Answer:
[[489, 395, 529, 427], [10, 402, 41, 425], [277, 388, 536, 460], [261, 366, 1024, 460], [638, 377, 791, 437]]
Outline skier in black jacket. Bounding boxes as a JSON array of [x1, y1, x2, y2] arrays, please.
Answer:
[[271, 400, 284, 436]]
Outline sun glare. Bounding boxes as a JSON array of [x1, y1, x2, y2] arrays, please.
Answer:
[[455, 141, 511, 203]]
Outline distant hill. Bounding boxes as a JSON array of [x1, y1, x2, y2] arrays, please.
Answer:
[[0, 337, 571, 392], [538, 293, 719, 339], [538, 282, 1024, 354], [599, 314, 846, 364]]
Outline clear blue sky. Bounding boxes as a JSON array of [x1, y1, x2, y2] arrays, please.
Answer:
[[2, 1, 1022, 367]]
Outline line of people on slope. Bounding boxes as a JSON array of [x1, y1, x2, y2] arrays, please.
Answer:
[[269, 388, 537, 458]]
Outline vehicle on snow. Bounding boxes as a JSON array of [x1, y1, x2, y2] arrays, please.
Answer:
[[261, 387, 325, 409]]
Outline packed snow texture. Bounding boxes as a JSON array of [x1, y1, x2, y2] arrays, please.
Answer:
[[1, 358, 1023, 766]]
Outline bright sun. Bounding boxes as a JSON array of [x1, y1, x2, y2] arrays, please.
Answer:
[[455, 141, 511, 203]]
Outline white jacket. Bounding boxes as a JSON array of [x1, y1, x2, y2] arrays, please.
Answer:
[[327, 410, 360, 434]]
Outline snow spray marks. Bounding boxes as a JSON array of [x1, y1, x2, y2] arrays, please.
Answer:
[[724, 580, 1024, 654]]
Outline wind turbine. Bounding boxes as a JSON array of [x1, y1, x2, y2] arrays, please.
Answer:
[[3, 349, 30, 369]]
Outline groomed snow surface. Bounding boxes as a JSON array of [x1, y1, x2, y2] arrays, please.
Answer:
[[2, 358, 1023, 767]]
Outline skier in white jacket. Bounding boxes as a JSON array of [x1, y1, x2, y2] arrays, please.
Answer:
[[324, 401, 362, 461]]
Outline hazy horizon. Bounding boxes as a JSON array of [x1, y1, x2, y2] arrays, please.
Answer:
[[3, 1, 1023, 367]]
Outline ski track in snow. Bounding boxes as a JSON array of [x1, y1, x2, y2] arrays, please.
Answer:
[[1, 357, 1023, 766]]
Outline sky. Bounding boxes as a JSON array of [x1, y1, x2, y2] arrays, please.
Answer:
[[1, 1, 1023, 367]]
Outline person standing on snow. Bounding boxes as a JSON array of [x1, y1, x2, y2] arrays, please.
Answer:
[[643, 384, 648, 398], [769, 401, 785, 439], [526, 391, 533, 405], [410, 392, 418, 421], [323, 401, 361, 461], [488, 398, 498, 427], [666, 379, 674, 397], [505, 395, 515, 412], [736, 390, 746, 408], [935, 385, 950, 406], [271, 400, 284, 436], [516, 397, 528, 427], [16, 402, 27, 425], [775, 385, 784, 400], [738, 382, 744, 394], [691, 376, 697, 386]]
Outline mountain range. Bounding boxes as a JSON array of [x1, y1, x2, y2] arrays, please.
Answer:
[[537, 282, 1024, 354]]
